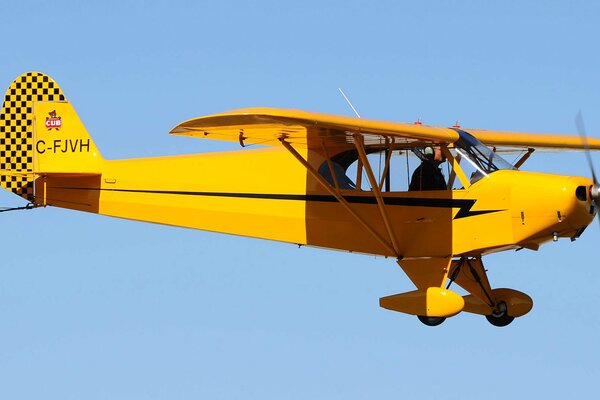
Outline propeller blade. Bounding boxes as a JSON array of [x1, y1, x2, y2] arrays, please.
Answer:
[[575, 111, 600, 227], [575, 111, 598, 184]]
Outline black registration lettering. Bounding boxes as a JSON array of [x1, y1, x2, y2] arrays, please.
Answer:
[[36, 140, 46, 154]]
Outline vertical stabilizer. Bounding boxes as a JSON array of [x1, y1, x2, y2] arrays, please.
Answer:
[[0, 72, 103, 202]]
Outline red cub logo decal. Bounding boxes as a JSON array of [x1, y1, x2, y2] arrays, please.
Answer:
[[45, 110, 62, 130]]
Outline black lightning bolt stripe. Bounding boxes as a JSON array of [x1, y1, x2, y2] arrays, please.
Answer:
[[54, 186, 503, 219]]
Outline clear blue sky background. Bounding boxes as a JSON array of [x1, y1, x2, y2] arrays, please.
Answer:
[[1, 1, 600, 399]]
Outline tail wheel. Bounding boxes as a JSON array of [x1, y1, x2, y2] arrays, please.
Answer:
[[417, 315, 446, 326], [485, 301, 515, 327]]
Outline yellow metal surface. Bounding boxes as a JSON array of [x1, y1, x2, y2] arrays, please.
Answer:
[[171, 107, 600, 151], [397, 258, 452, 290], [279, 139, 396, 254], [491, 288, 533, 317], [33, 123, 599, 263], [0, 72, 65, 200], [380, 287, 465, 317], [0, 73, 593, 260], [2, 72, 599, 322], [170, 107, 460, 148], [93, 147, 309, 245], [468, 128, 600, 150], [462, 295, 494, 316], [463, 288, 533, 317], [33, 101, 103, 173]]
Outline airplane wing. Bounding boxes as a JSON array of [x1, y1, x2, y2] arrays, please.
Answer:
[[170, 107, 600, 151], [467, 128, 600, 151], [169, 107, 459, 148]]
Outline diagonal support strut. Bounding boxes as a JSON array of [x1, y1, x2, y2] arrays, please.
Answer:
[[353, 134, 401, 256], [279, 138, 397, 256]]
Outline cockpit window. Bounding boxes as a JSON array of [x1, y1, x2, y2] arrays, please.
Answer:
[[316, 130, 514, 192], [317, 148, 438, 192], [454, 129, 515, 176]]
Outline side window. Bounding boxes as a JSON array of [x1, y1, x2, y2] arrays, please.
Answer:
[[318, 148, 452, 192], [346, 150, 418, 192], [318, 160, 356, 190]]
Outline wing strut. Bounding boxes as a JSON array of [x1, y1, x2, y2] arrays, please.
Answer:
[[278, 138, 397, 256], [353, 134, 401, 256], [513, 148, 535, 169], [378, 137, 394, 192]]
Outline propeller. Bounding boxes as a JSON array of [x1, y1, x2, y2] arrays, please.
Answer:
[[575, 111, 600, 224]]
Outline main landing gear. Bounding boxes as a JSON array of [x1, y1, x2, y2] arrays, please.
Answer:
[[381, 257, 534, 327], [417, 303, 515, 327], [484, 301, 515, 327], [418, 257, 532, 327]]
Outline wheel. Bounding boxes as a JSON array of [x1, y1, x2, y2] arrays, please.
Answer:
[[417, 315, 446, 326], [485, 301, 515, 327]]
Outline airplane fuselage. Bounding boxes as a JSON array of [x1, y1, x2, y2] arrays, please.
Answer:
[[37, 146, 595, 259]]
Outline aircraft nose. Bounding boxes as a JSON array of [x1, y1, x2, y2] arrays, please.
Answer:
[[563, 176, 595, 230], [589, 181, 600, 221]]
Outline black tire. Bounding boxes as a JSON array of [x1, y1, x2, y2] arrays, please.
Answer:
[[485, 301, 515, 327], [485, 314, 515, 327], [417, 315, 446, 326]]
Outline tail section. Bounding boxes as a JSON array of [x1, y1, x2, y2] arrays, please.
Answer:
[[0, 72, 103, 203]]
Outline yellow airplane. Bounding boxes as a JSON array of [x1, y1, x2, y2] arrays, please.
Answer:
[[2, 72, 600, 327]]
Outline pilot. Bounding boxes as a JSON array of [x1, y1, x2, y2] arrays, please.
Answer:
[[409, 145, 447, 191]]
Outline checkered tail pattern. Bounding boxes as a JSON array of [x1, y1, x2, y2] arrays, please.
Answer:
[[0, 72, 65, 201]]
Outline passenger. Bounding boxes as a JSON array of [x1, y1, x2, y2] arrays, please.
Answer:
[[409, 146, 447, 191], [319, 160, 356, 190]]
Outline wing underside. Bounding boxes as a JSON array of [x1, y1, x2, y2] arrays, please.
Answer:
[[169, 108, 459, 149], [169, 107, 600, 152]]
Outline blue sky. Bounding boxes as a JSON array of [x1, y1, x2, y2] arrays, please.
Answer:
[[1, 1, 600, 399]]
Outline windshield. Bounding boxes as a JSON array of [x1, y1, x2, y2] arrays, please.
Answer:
[[454, 129, 515, 176]]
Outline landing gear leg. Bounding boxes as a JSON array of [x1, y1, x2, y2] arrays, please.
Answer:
[[447, 257, 527, 327]]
